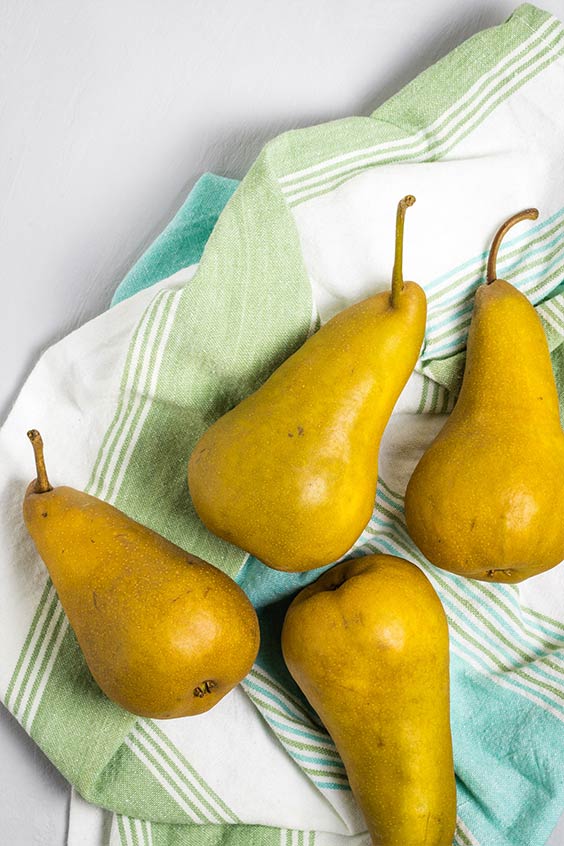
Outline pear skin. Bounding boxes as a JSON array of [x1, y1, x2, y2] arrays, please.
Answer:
[[405, 209, 564, 583], [23, 431, 260, 718], [188, 197, 427, 572], [282, 554, 456, 846]]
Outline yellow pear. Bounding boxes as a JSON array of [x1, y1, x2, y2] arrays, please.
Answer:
[[282, 553, 456, 846], [23, 430, 260, 718], [405, 208, 564, 582], [188, 196, 427, 572]]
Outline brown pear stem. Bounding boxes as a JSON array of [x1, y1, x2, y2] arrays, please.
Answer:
[[391, 195, 416, 308], [27, 430, 52, 493], [486, 208, 539, 284]]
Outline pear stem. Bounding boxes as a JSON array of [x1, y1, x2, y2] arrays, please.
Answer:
[[391, 195, 416, 308], [27, 430, 52, 493], [486, 208, 539, 284]]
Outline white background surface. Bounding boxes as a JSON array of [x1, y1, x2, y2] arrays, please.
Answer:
[[2, 1, 564, 843]]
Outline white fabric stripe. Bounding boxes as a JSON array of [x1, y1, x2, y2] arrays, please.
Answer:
[[426, 229, 563, 324], [373, 489, 564, 654], [89, 292, 164, 496], [278, 15, 557, 187], [450, 642, 564, 723], [140, 720, 234, 822], [364, 524, 564, 716], [6, 581, 56, 710], [105, 291, 181, 505], [98, 291, 171, 503], [133, 818, 145, 846], [425, 260, 564, 356], [539, 298, 564, 332], [250, 668, 319, 724], [243, 688, 339, 756], [456, 818, 480, 846], [13, 601, 65, 722], [245, 681, 331, 740], [121, 818, 135, 846], [24, 617, 69, 732], [124, 735, 210, 823], [285, 24, 564, 204]]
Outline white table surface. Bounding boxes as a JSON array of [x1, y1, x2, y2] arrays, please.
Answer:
[[2, 1, 564, 843]]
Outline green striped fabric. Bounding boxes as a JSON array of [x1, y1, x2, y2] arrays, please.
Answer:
[[3, 5, 564, 846]]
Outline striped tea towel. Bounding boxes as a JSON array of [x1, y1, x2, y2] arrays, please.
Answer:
[[2, 5, 564, 846]]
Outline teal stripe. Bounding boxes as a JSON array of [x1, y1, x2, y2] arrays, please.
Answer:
[[291, 750, 345, 769], [365, 514, 564, 714], [250, 667, 315, 722], [247, 698, 335, 746], [426, 207, 564, 309], [315, 781, 350, 790], [373, 493, 564, 661], [244, 678, 328, 733], [427, 254, 564, 357]]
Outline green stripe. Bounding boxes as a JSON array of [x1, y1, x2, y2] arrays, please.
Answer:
[[278, 733, 341, 758], [427, 258, 564, 360], [291, 36, 564, 207], [141, 721, 239, 823], [288, 24, 564, 206], [105, 291, 177, 504], [428, 379, 440, 413], [134, 725, 232, 824], [245, 685, 328, 734], [417, 377, 429, 414], [540, 299, 564, 331], [270, 6, 557, 180], [127, 733, 212, 823], [90, 291, 166, 498], [21, 610, 66, 729], [373, 495, 562, 660], [250, 667, 315, 723], [366, 514, 564, 708], [5, 580, 52, 709], [427, 242, 564, 349], [301, 767, 348, 781], [11, 591, 60, 718], [86, 296, 151, 493], [117, 815, 129, 846], [245, 691, 334, 748], [455, 822, 474, 846], [427, 207, 564, 306], [129, 817, 141, 846], [523, 605, 564, 636]]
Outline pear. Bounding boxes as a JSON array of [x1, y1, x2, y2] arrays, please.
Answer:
[[188, 196, 427, 572], [23, 430, 260, 718], [405, 208, 564, 582], [282, 554, 456, 846]]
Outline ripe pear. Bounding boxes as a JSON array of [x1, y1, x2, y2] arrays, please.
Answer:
[[23, 430, 260, 718], [405, 208, 564, 583], [282, 553, 456, 846], [188, 196, 427, 572]]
